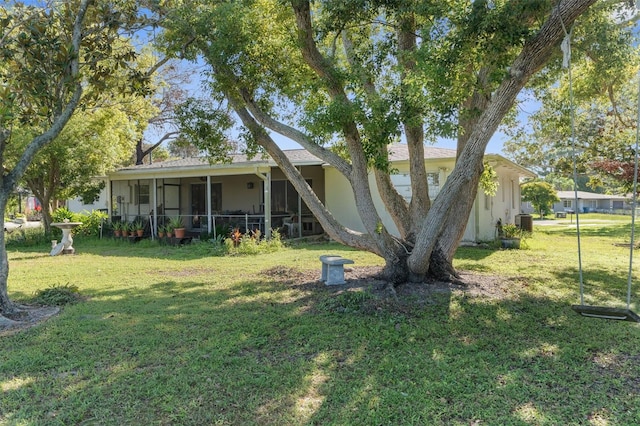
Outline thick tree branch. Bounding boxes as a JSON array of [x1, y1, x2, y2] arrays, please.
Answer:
[[238, 89, 352, 176], [407, 0, 598, 275], [290, 0, 400, 259], [227, 94, 381, 255], [4, 0, 91, 193]]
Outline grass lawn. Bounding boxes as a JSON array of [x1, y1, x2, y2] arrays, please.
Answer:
[[2, 220, 640, 425]]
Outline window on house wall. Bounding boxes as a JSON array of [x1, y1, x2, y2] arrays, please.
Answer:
[[563, 200, 572, 209], [427, 173, 440, 199], [485, 194, 490, 210], [134, 183, 150, 205]]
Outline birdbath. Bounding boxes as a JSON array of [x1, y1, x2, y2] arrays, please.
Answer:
[[50, 219, 82, 255]]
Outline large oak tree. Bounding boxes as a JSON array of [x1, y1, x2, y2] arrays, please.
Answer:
[[158, 0, 612, 283]]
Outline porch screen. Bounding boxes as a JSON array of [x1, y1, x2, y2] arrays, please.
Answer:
[[271, 180, 311, 213]]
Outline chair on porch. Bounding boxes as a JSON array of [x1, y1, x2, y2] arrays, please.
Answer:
[[282, 215, 299, 238]]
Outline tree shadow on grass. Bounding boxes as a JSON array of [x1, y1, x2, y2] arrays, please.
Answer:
[[2, 269, 640, 425], [553, 265, 640, 308]]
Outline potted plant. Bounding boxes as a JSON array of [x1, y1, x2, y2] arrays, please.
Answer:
[[500, 223, 525, 249], [113, 221, 122, 237], [127, 222, 136, 237], [171, 215, 186, 239], [157, 224, 165, 238], [165, 223, 174, 238], [134, 220, 144, 237]]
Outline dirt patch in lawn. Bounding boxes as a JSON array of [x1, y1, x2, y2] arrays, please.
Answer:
[[3, 266, 524, 336], [263, 265, 525, 304]]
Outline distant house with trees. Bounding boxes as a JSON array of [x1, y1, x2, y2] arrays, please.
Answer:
[[553, 191, 629, 214]]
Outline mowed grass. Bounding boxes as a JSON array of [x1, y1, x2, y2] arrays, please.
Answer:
[[2, 219, 640, 425]]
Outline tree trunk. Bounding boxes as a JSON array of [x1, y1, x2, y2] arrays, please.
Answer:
[[0, 197, 16, 316]]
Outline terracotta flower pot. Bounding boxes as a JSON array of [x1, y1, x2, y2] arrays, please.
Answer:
[[174, 228, 186, 239]]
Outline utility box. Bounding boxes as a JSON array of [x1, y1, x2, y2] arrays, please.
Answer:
[[515, 214, 533, 232]]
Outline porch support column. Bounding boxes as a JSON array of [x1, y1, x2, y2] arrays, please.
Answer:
[[106, 178, 112, 219], [206, 175, 212, 234], [297, 167, 302, 238], [153, 177, 158, 239], [256, 170, 271, 238]]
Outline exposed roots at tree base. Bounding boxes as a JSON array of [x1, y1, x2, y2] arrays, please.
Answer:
[[380, 248, 462, 286], [0, 305, 60, 336]]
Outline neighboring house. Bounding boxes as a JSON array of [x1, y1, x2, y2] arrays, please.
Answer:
[[70, 145, 534, 242], [554, 191, 630, 214]]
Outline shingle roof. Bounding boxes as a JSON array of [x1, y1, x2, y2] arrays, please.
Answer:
[[119, 149, 323, 171], [556, 191, 628, 200], [119, 144, 457, 171], [388, 144, 457, 161]]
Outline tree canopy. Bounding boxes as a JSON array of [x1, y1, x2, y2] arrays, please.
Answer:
[[0, 0, 158, 323], [522, 181, 560, 218], [155, 0, 608, 281], [503, 4, 639, 193]]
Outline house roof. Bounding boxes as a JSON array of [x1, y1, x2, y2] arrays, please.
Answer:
[[387, 144, 456, 161], [109, 144, 533, 178], [118, 149, 324, 171], [556, 191, 628, 201]]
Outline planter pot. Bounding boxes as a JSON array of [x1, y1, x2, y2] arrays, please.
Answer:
[[114, 230, 121, 237], [158, 232, 165, 238], [166, 232, 173, 238], [500, 238, 521, 249], [136, 230, 144, 237], [174, 228, 186, 239]]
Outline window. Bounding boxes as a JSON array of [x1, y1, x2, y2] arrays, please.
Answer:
[[427, 173, 440, 199], [391, 173, 440, 201], [134, 184, 150, 205], [563, 200, 572, 209]]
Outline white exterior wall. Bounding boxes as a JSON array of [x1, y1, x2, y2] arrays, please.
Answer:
[[473, 166, 524, 241], [67, 191, 109, 213], [325, 161, 525, 243], [66, 178, 109, 213]]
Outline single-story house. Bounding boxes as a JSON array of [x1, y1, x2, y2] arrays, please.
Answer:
[[68, 144, 535, 242], [554, 190, 630, 214]]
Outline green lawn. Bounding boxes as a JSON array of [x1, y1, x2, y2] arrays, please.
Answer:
[[2, 223, 640, 425]]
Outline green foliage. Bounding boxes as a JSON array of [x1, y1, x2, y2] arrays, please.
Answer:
[[50, 207, 108, 237], [31, 283, 82, 306], [318, 290, 375, 314], [503, 2, 639, 190], [170, 215, 184, 229], [521, 181, 560, 218], [224, 229, 284, 255], [4, 227, 52, 248], [480, 162, 499, 196], [174, 98, 235, 162]]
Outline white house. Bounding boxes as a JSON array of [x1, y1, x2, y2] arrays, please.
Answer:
[[69, 144, 534, 242], [554, 191, 629, 214]]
